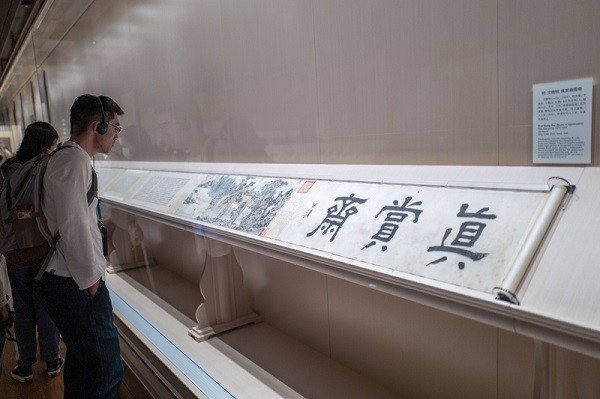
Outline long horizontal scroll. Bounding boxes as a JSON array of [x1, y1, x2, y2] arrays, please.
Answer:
[[97, 167, 568, 301]]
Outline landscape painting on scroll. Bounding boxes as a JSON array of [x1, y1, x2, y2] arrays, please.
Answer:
[[176, 175, 302, 234]]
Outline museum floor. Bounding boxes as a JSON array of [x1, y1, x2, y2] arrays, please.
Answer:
[[0, 338, 135, 399]]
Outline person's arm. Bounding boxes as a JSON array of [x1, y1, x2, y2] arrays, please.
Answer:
[[47, 150, 104, 290], [0, 142, 12, 157]]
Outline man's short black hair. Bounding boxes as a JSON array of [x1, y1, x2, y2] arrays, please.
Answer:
[[70, 94, 124, 135]]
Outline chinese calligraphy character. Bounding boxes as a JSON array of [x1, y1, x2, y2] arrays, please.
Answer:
[[307, 193, 368, 242], [427, 204, 497, 269], [363, 196, 423, 251]]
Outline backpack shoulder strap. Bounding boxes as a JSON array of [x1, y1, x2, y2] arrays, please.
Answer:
[[34, 144, 98, 280], [34, 148, 63, 280], [34, 145, 73, 242], [88, 167, 98, 206]]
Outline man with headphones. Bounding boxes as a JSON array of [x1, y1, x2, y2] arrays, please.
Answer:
[[38, 94, 124, 399]]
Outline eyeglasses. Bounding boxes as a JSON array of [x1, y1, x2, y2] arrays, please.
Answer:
[[108, 123, 122, 134]]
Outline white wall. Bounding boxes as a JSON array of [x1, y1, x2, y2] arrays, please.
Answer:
[[1, 0, 599, 165]]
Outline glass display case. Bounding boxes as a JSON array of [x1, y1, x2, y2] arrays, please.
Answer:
[[98, 161, 600, 398]]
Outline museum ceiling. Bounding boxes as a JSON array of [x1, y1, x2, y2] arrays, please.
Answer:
[[0, 0, 41, 84]]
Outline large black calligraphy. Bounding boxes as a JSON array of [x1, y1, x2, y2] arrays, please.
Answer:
[[307, 193, 368, 242], [427, 204, 497, 269], [362, 196, 423, 251]]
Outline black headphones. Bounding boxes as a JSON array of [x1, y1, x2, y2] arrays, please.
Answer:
[[96, 96, 108, 135]]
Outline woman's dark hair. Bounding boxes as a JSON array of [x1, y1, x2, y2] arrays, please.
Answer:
[[15, 121, 59, 162]]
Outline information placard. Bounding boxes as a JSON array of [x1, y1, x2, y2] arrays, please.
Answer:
[[533, 77, 593, 164]]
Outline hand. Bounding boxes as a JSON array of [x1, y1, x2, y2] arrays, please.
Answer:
[[87, 279, 101, 296], [1, 305, 8, 322]]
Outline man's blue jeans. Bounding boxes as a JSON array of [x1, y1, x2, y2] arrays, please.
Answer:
[[0, 333, 5, 375], [40, 273, 123, 399]]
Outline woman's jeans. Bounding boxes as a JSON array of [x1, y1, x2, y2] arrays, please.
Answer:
[[7, 263, 61, 367]]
